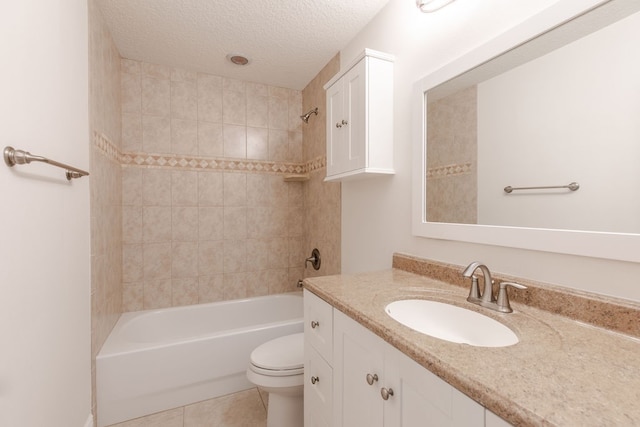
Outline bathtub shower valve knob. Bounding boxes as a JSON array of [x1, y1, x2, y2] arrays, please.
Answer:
[[305, 248, 321, 270]]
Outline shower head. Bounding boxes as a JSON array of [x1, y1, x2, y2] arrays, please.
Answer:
[[300, 107, 319, 123]]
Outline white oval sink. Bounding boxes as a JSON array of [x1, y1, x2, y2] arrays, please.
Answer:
[[385, 299, 518, 347]]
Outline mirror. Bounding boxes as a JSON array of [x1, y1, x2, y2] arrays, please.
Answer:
[[413, 0, 640, 262]]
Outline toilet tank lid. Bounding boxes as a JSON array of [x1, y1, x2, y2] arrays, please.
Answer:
[[250, 333, 304, 370]]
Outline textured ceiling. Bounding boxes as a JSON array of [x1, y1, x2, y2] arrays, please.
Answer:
[[97, 0, 392, 90]]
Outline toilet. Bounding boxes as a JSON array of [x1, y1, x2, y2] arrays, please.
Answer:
[[246, 333, 304, 427]]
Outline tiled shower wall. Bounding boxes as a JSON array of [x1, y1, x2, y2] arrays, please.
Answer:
[[426, 85, 477, 224], [119, 59, 313, 310], [302, 55, 341, 278], [88, 0, 123, 421]]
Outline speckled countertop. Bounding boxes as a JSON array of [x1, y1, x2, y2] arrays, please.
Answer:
[[303, 266, 640, 426]]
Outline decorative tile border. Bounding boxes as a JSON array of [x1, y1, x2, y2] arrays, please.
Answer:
[[427, 162, 473, 179], [92, 131, 326, 175], [93, 131, 120, 163]]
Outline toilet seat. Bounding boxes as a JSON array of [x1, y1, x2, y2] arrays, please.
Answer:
[[249, 333, 304, 377]]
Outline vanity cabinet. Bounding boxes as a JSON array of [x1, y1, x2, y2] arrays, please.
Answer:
[[304, 290, 334, 427], [304, 290, 513, 427], [323, 49, 394, 181], [333, 309, 484, 427]]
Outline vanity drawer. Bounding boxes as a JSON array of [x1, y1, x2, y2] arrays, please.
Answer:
[[304, 290, 333, 363]]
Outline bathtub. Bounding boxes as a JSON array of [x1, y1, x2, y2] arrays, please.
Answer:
[[96, 292, 303, 427]]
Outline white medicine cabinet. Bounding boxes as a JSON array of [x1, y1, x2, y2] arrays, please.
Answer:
[[324, 49, 395, 181]]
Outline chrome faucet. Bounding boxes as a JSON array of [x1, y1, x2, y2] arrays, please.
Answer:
[[461, 262, 527, 313]]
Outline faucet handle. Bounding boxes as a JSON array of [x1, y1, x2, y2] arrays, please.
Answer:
[[496, 282, 527, 313]]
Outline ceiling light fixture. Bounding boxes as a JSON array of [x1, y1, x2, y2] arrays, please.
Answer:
[[416, 0, 456, 13], [226, 53, 250, 66]]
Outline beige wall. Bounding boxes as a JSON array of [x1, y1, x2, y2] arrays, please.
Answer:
[[89, 0, 123, 421], [119, 59, 318, 310]]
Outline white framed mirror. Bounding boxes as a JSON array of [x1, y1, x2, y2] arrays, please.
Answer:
[[412, 0, 640, 263]]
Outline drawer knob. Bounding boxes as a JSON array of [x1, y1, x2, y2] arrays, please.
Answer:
[[311, 320, 320, 329], [366, 373, 379, 385], [311, 376, 320, 385], [336, 122, 342, 128], [380, 387, 394, 400]]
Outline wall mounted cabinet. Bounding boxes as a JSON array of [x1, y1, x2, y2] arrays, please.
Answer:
[[323, 49, 395, 181]]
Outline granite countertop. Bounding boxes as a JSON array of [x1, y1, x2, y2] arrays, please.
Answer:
[[303, 268, 640, 426]]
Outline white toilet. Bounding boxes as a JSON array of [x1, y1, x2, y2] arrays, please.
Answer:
[[246, 333, 304, 427]]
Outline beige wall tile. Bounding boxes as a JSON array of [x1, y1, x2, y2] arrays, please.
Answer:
[[223, 86, 247, 125], [171, 119, 198, 155], [122, 167, 142, 206], [197, 121, 223, 157], [199, 207, 224, 241], [122, 244, 143, 283], [268, 96, 289, 130], [223, 124, 247, 158], [198, 275, 224, 303], [142, 115, 171, 153], [121, 59, 140, 75], [223, 207, 247, 240], [122, 113, 142, 152], [143, 169, 172, 206], [197, 74, 223, 123], [143, 243, 172, 279], [223, 239, 246, 273], [247, 127, 269, 160], [144, 278, 172, 309], [171, 80, 197, 120], [172, 207, 198, 241], [198, 172, 223, 206], [143, 206, 172, 242], [171, 171, 198, 206], [223, 272, 247, 300], [198, 240, 224, 276], [121, 73, 141, 113], [172, 277, 199, 306], [223, 173, 247, 206], [268, 129, 288, 161], [142, 77, 170, 116], [122, 282, 144, 312], [171, 242, 198, 278], [122, 206, 142, 243], [247, 92, 269, 128]]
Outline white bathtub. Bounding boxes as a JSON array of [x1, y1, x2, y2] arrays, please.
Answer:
[[96, 292, 303, 427]]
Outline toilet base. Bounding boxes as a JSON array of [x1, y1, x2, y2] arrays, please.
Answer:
[[266, 391, 303, 427]]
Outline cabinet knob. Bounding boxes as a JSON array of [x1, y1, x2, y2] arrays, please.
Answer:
[[366, 373, 379, 385], [336, 122, 342, 128], [311, 376, 320, 385], [341, 119, 348, 126], [311, 320, 320, 329], [380, 387, 394, 400]]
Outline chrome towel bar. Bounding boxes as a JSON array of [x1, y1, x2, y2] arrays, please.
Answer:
[[504, 182, 579, 194], [3, 146, 89, 180]]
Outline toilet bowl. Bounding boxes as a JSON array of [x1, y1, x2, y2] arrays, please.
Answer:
[[246, 332, 304, 427]]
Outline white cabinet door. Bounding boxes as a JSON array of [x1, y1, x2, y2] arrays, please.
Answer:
[[385, 345, 484, 427], [342, 59, 366, 174], [326, 80, 346, 177], [333, 310, 385, 427], [304, 342, 333, 427], [324, 49, 394, 181]]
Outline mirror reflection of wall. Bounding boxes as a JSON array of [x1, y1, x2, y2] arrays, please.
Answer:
[[426, 86, 477, 224], [425, 7, 640, 234]]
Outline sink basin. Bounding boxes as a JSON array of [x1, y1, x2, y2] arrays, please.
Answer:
[[385, 299, 518, 347]]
